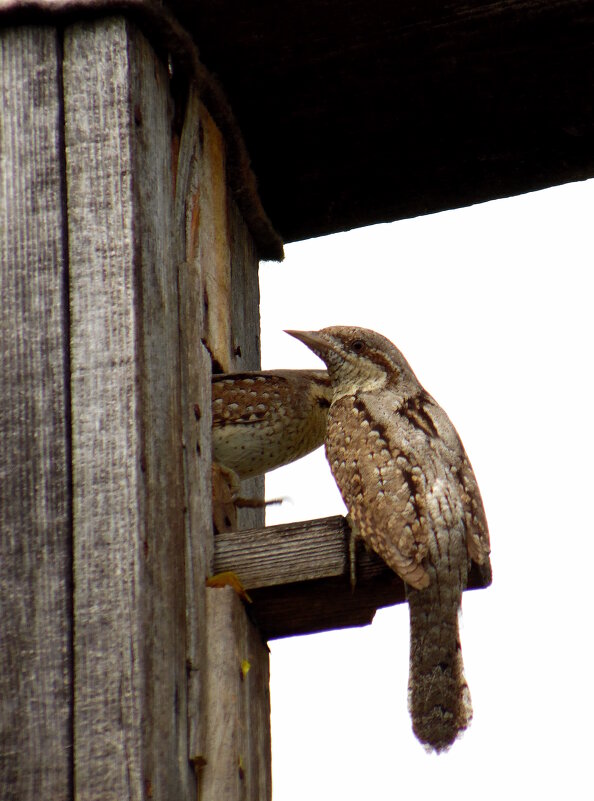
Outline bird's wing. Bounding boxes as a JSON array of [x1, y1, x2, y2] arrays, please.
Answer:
[[386, 389, 491, 570], [212, 373, 274, 428], [212, 370, 330, 427], [326, 394, 431, 590], [459, 454, 491, 566], [405, 391, 491, 569]]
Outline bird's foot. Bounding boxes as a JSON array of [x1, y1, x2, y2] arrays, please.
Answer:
[[206, 571, 252, 603]]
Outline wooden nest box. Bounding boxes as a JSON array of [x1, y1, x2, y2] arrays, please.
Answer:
[[2, 2, 593, 799]]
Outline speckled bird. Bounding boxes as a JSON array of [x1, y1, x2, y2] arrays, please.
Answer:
[[211, 369, 332, 485], [287, 326, 490, 752]]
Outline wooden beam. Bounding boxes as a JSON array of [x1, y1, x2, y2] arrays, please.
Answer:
[[175, 83, 215, 773], [176, 89, 271, 796], [187, 0, 594, 243], [203, 587, 271, 801], [63, 18, 193, 801], [214, 515, 492, 640], [0, 25, 72, 800]]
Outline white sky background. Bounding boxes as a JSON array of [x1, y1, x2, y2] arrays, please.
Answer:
[[258, 179, 594, 801]]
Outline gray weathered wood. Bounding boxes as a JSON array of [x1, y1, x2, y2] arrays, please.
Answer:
[[0, 26, 72, 801], [63, 18, 192, 801], [228, 193, 265, 530], [175, 84, 214, 767], [180, 92, 271, 801], [174, 85, 270, 797], [215, 515, 349, 588], [2, 14, 272, 801], [203, 587, 272, 801]]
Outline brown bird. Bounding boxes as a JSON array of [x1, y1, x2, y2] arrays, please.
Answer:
[[212, 369, 332, 483], [286, 326, 490, 752]]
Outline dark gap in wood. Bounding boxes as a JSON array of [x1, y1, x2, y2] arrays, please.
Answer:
[[200, 336, 225, 374], [55, 25, 76, 798], [169, 50, 190, 145]]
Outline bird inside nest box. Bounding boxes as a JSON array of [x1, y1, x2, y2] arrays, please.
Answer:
[[210, 369, 333, 533]]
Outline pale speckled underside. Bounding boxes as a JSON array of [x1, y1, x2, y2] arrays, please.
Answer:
[[212, 370, 331, 479]]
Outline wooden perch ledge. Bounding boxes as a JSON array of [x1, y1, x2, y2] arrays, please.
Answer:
[[213, 515, 492, 640]]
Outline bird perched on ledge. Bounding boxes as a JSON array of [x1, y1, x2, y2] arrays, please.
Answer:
[[212, 369, 332, 487], [287, 326, 490, 752]]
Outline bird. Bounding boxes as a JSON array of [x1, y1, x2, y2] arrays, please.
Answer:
[[286, 326, 490, 752], [211, 369, 332, 486]]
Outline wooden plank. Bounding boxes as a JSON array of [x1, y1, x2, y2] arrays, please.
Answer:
[[0, 26, 72, 801], [203, 587, 272, 801], [214, 515, 493, 640], [174, 83, 214, 767], [128, 29, 192, 801], [63, 18, 192, 801], [198, 104, 233, 372], [193, 98, 270, 801], [186, 0, 594, 243], [215, 515, 349, 588], [227, 193, 265, 529]]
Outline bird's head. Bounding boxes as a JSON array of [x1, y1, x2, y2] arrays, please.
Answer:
[[285, 326, 420, 400]]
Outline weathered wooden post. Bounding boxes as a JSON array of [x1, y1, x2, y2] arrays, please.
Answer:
[[1, 9, 281, 801], [3, 2, 591, 799]]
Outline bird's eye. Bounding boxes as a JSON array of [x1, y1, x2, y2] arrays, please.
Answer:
[[351, 339, 365, 353]]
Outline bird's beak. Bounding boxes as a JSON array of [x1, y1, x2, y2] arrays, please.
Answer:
[[284, 329, 332, 360]]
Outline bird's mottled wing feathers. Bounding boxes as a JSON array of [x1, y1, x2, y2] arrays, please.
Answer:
[[211, 370, 331, 479], [326, 393, 431, 589], [459, 455, 491, 567], [327, 388, 490, 589], [212, 370, 329, 427], [367, 387, 490, 572]]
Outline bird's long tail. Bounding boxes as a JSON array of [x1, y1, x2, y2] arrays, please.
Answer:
[[406, 549, 471, 752]]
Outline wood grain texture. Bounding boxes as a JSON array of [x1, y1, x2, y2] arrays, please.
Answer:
[[176, 87, 269, 798], [214, 515, 349, 588], [175, 84, 214, 766], [227, 193, 265, 530], [63, 18, 192, 801], [198, 105, 233, 372], [196, 102, 270, 799], [0, 26, 72, 801], [1, 13, 271, 801], [186, 0, 594, 243], [203, 587, 271, 801], [215, 516, 492, 640]]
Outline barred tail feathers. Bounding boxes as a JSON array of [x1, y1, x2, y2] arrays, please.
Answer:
[[407, 557, 471, 752]]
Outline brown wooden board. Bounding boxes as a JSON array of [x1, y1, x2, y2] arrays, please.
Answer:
[[202, 587, 271, 801], [192, 97, 271, 801], [174, 0, 594, 242]]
